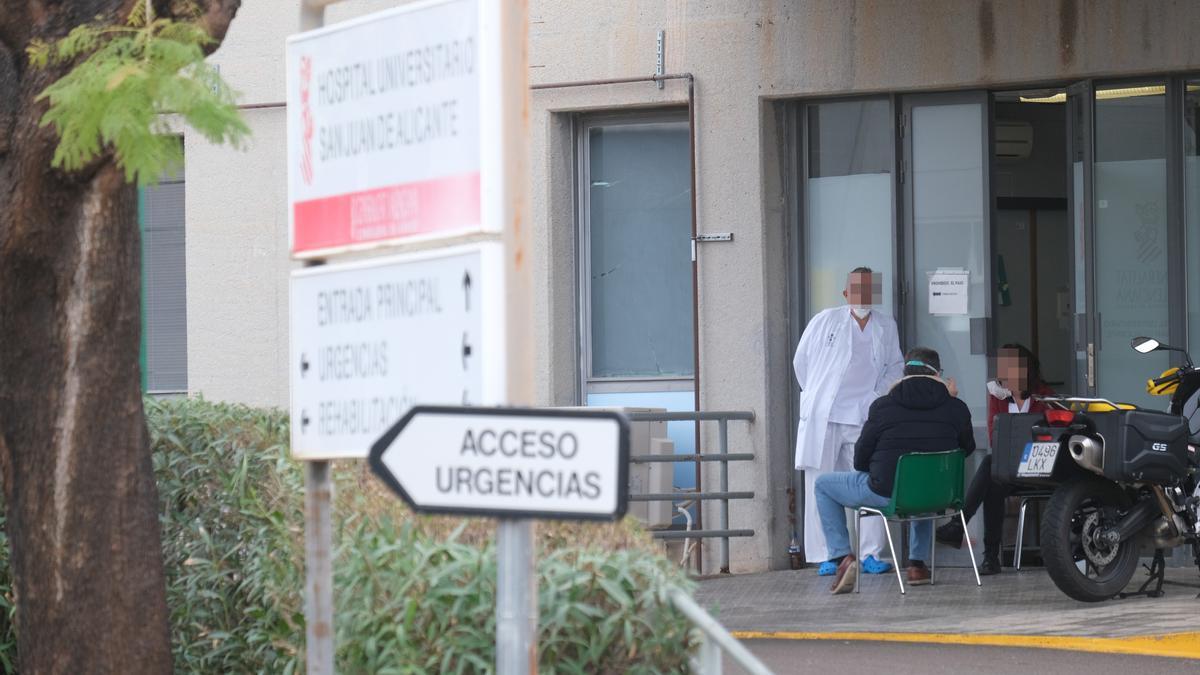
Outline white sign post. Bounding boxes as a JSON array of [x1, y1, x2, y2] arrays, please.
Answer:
[[289, 244, 506, 459], [369, 407, 630, 520]]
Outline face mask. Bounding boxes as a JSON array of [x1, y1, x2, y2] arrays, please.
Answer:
[[850, 305, 871, 319], [987, 380, 1012, 400]]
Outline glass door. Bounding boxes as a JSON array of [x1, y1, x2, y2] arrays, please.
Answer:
[[901, 93, 992, 446], [901, 92, 991, 567], [1071, 81, 1174, 407]]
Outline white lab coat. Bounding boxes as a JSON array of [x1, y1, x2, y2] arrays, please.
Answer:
[[793, 307, 904, 471]]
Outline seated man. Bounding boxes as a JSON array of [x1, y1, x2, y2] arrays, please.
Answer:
[[816, 346, 976, 594]]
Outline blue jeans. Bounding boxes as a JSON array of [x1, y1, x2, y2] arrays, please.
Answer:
[[814, 471, 932, 563]]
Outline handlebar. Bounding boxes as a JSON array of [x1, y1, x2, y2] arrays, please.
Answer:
[[1152, 373, 1181, 387]]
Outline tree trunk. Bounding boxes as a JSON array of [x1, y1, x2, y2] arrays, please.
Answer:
[[0, 1, 240, 671], [0, 164, 172, 673]]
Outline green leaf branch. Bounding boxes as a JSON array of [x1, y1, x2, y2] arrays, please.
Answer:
[[27, 3, 249, 185]]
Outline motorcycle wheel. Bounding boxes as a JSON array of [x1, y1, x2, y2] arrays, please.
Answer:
[[1041, 477, 1140, 603]]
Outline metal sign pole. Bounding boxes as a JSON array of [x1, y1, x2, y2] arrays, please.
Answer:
[[489, 0, 535, 670], [495, 518, 536, 674], [304, 460, 335, 674], [298, 3, 332, 671]]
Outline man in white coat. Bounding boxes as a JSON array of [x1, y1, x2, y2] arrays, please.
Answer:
[[795, 267, 905, 576]]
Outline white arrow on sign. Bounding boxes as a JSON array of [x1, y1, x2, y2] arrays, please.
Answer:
[[369, 406, 630, 520]]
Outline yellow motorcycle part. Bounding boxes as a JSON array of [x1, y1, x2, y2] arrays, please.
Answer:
[[1069, 401, 1137, 412], [1146, 367, 1181, 396]]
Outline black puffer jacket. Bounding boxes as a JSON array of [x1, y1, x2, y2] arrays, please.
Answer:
[[854, 376, 976, 498]]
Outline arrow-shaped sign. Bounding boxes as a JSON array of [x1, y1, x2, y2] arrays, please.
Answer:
[[463, 270, 472, 311], [369, 406, 630, 520]]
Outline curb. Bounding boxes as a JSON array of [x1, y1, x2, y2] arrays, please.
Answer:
[[730, 630, 1200, 660]]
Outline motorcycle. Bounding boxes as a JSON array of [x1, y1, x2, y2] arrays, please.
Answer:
[[992, 336, 1200, 602]]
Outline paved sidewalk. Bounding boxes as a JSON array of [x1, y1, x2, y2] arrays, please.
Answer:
[[695, 565, 1200, 639], [725, 639, 1191, 674]]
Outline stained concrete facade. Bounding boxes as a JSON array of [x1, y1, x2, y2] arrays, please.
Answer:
[[183, 1, 1200, 573]]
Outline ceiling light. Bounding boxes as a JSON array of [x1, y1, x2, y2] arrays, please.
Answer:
[[1018, 84, 1198, 104]]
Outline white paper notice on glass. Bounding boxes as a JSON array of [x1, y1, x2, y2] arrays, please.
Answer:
[[928, 269, 970, 315]]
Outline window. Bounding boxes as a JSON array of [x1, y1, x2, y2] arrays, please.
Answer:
[[142, 165, 188, 393], [578, 113, 696, 494], [580, 115, 694, 388], [802, 99, 895, 321], [1093, 82, 1169, 408], [1186, 80, 1200, 357]]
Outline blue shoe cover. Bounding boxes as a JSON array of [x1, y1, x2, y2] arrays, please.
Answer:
[[862, 554, 893, 575], [817, 561, 837, 576]]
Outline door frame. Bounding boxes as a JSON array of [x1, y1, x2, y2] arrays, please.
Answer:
[[1066, 80, 1097, 395], [573, 109, 696, 400]]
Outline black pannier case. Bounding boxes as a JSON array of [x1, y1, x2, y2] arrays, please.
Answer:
[[993, 409, 1189, 487], [1087, 410, 1189, 485]]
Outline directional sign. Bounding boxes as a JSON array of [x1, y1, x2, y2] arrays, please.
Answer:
[[289, 243, 505, 459], [369, 407, 630, 520], [286, 0, 497, 258]]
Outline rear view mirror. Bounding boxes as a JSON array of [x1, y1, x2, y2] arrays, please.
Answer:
[[1132, 336, 1161, 354]]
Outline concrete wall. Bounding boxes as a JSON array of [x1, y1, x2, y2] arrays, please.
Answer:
[[185, 0, 422, 407], [184, 0, 296, 406], [185, 0, 1200, 572]]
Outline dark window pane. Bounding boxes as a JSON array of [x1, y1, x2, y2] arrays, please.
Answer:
[[804, 99, 894, 321], [144, 175, 188, 392], [808, 99, 892, 177], [588, 121, 694, 378]]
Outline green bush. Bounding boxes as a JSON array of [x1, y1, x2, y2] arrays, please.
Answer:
[[154, 397, 697, 673], [0, 398, 694, 672], [150, 397, 305, 673], [336, 519, 695, 674]]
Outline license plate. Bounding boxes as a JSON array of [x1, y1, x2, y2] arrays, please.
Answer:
[[1017, 442, 1059, 478]]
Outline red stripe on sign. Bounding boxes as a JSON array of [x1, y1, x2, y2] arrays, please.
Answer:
[[292, 172, 481, 253]]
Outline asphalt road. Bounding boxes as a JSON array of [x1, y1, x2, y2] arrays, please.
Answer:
[[724, 639, 1193, 675]]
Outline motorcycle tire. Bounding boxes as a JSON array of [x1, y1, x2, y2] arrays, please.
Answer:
[[1041, 477, 1140, 603]]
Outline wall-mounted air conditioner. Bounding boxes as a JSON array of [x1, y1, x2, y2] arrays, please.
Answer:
[[995, 120, 1034, 161]]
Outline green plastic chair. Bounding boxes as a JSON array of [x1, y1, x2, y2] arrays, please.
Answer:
[[855, 449, 982, 594]]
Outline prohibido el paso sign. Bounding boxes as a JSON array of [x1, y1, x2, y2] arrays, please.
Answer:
[[369, 406, 630, 520]]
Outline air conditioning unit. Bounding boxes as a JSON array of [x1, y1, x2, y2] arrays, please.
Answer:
[[995, 120, 1034, 161]]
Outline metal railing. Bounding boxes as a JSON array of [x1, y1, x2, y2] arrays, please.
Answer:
[[626, 410, 756, 574], [670, 588, 774, 674]]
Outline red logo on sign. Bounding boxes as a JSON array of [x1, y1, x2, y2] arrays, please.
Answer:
[[299, 56, 314, 186]]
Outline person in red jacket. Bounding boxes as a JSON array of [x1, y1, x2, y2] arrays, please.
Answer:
[[935, 343, 1055, 575]]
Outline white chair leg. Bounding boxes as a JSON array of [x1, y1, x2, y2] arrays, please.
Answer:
[[929, 518, 936, 586], [961, 510, 982, 587], [881, 515, 905, 595], [855, 509, 862, 594], [1015, 498, 1030, 570]]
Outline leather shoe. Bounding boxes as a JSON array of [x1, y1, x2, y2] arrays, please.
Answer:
[[906, 564, 931, 586], [936, 521, 964, 549], [979, 556, 1002, 576], [830, 555, 857, 595]]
